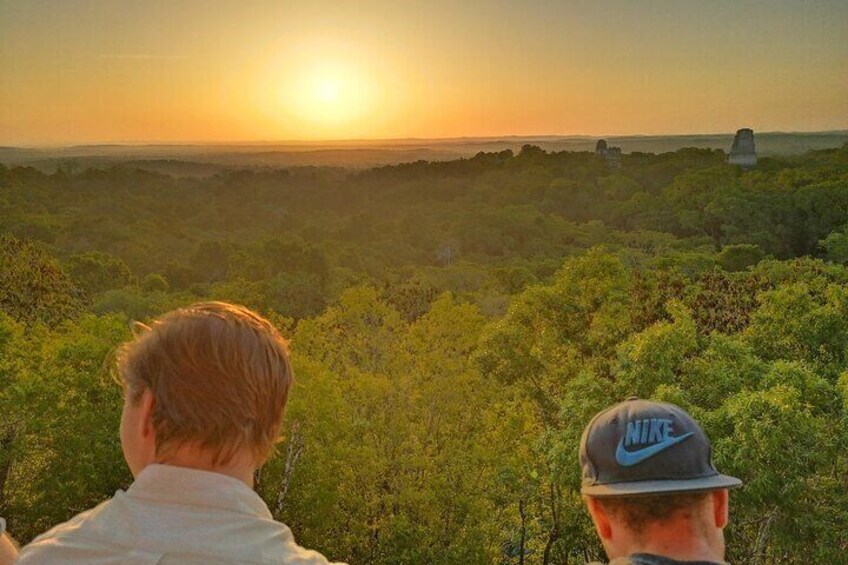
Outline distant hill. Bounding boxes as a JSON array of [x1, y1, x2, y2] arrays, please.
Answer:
[[2, 131, 846, 175]]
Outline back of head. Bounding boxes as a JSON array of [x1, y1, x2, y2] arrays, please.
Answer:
[[117, 301, 293, 465], [593, 491, 713, 540], [18, 303, 345, 564], [579, 398, 741, 563]]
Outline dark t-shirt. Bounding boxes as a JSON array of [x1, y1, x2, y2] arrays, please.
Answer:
[[608, 554, 725, 565]]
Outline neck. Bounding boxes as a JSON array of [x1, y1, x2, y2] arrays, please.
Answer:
[[620, 532, 723, 563], [153, 445, 258, 488], [611, 522, 724, 564], [626, 541, 724, 563]]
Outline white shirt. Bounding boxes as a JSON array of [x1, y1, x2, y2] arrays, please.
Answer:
[[17, 464, 345, 565]]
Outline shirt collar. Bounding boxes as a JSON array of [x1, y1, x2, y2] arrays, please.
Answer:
[[626, 554, 726, 565], [126, 463, 273, 519]]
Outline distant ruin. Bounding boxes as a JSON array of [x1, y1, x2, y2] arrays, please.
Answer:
[[727, 128, 757, 168], [595, 139, 622, 168]]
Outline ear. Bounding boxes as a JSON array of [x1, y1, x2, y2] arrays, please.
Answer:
[[711, 489, 729, 529], [138, 388, 156, 441], [585, 496, 613, 540]]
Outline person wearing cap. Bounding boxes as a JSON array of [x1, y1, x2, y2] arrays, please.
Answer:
[[579, 398, 742, 565]]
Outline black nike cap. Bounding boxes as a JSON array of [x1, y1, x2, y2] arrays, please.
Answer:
[[579, 398, 742, 497]]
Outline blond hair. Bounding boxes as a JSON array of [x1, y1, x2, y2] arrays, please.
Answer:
[[117, 302, 293, 465]]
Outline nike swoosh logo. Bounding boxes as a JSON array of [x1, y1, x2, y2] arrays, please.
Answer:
[[615, 432, 694, 467]]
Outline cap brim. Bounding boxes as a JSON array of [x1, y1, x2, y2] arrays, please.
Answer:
[[581, 474, 742, 498]]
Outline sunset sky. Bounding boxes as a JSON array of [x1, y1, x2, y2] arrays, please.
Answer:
[[1, 0, 846, 145]]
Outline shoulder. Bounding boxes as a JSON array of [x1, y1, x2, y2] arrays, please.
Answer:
[[279, 543, 347, 565], [17, 500, 111, 562], [25, 504, 102, 544], [260, 521, 347, 565]]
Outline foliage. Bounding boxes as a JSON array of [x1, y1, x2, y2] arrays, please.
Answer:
[[718, 243, 764, 272], [2, 146, 848, 562], [65, 251, 134, 297], [478, 252, 848, 563], [820, 223, 848, 264], [0, 234, 82, 325], [0, 315, 131, 540]]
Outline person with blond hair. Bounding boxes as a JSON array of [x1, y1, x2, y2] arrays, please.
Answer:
[[17, 302, 343, 564]]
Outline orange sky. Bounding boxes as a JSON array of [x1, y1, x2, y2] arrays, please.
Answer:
[[1, 1, 846, 145]]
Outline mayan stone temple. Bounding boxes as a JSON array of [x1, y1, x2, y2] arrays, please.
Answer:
[[727, 128, 757, 168], [595, 139, 622, 168]]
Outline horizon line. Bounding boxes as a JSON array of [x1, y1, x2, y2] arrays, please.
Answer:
[[3, 128, 848, 150]]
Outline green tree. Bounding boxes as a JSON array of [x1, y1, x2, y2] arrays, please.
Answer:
[[0, 235, 81, 325], [663, 166, 741, 250], [66, 251, 134, 297], [2, 315, 131, 541], [718, 243, 764, 272], [819, 224, 848, 263]]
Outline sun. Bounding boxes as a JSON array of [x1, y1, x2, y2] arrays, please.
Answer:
[[286, 64, 373, 127], [314, 77, 341, 105]]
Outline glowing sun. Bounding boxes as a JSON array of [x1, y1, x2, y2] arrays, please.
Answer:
[[315, 77, 341, 105], [289, 64, 372, 125]]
